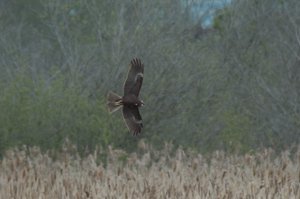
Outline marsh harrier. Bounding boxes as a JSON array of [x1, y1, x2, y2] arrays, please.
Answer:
[[107, 58, 144, 135]]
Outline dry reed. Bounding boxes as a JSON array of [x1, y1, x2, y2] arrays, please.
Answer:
[[0, 142, 300, 199]]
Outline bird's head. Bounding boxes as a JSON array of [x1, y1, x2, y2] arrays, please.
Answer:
[[135, 99, 144, 107]]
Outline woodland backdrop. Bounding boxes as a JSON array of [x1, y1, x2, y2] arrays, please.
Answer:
[[0, 0, 299, 156]]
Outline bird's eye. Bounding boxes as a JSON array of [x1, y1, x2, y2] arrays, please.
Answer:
[[135, 103, 138, 106]]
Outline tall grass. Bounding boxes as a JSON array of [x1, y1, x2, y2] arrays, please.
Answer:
[[0, 142, 299, 198]]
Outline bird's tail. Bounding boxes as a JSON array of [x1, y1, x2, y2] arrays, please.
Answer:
[[107, 91, 122, 113]]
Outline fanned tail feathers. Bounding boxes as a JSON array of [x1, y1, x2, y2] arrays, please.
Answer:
[[107, 91, 122, 113]]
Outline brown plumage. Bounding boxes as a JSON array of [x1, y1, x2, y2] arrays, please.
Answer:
[[107, 58, 144, 135]]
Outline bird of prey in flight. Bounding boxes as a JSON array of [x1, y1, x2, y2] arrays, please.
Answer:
[[107, 58, 144, 135]]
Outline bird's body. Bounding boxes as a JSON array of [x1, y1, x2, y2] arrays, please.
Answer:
[[122, 94, 143, 107], [107, 58, 144, 135]]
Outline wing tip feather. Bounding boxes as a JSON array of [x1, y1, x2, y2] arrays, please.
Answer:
[[131, 58, 143, 68]]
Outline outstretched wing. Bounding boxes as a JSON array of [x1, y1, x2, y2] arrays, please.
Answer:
[[123, 58, 144, 96], [122, 106, 143, 135]]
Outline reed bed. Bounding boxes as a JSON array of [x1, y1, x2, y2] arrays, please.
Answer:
[[0, 142, 300, 199]]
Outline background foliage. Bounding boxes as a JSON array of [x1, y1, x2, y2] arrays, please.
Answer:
[[0, 0, 300, 155]]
